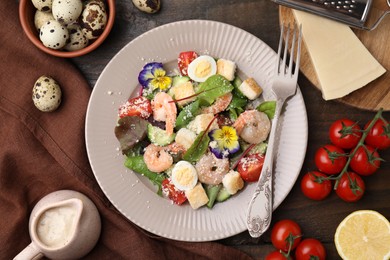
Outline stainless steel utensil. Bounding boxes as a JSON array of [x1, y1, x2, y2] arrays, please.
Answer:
[[246, 24, 302, 238], [272, 0, 390, 30]]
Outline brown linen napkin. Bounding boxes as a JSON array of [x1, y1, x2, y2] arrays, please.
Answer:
[[0, 1, 253, 259]]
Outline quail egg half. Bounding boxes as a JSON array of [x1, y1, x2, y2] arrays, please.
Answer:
[[32, 76, 62, 112], [187, 55, 217, 83], [170, 161, 198, 191]]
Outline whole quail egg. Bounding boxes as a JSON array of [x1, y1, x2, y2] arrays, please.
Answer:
[[31, 0, 53, 12], [34, 10, 55, 31], [39, 20, 69, 49], [80, 1, 107, 40], [32, 76, 62, 112], [64, 24, 89, 51], [132, 0, 160, 14], [52, 0, 83, 25]]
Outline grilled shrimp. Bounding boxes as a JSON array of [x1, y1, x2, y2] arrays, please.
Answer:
[[233, 110, 270, 144], [201, 92, 232, 114], [152, 92, 177, 135], [143, 143, 173, 173], [195, 152, 230, 185]]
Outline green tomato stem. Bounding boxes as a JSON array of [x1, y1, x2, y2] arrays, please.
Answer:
[[332, 108, 383, 190]]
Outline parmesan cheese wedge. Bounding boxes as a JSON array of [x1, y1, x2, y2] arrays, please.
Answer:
[[292, 10, 386, 100]]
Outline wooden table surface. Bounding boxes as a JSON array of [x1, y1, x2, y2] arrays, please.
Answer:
[[72, 1, 390, 259]]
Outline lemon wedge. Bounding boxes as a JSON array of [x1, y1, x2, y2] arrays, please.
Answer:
[[335, 210, 390, 260]]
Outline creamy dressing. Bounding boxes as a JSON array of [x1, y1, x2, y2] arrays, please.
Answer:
[[36, 205, 77, 248]]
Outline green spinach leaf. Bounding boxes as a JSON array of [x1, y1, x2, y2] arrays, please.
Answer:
[[183, 130, 210, 162], [196, 75, 234, 105], [124, 156, 166, 195], [256, 101, 276, 119]]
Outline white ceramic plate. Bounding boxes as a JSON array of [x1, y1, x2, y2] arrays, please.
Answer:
[[85, 20, 308, 242]]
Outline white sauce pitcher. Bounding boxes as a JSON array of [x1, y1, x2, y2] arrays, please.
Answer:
[[14, 190, 101, 260]]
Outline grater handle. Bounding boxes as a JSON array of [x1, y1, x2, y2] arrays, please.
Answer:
[[364, 0, 390, 31]]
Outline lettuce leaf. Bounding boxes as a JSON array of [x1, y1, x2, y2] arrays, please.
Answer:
[[196, 74, 234, 105], [124, 155, 165, 195], [183, 130, 210, 162], [115, 116, 148, 154]]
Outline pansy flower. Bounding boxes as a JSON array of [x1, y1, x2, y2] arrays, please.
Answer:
[[208, 126, 240, 159], [138, 62, 172, 91]]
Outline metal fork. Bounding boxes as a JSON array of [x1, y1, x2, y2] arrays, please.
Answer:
[[246, 24, 302, 238]]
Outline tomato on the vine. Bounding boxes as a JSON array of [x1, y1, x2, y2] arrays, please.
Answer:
[[335, 172, 365, 202], [329, 119, 362, 150], [314, 144, 347, 175], [295, 238, 326, 260], [364, 118, 390, 150], [271, 219, 302, 252], [265, 250, 290, 260], [237, 154, 265, 182], [300, 171, 332, 201], [178, 51, 198, 76], [350, 145, 381, 176]]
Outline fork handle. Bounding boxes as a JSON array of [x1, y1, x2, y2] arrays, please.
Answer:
[[246, 98, 285, 238]]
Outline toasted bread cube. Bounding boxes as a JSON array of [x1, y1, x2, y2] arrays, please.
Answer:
[[217, 59, 236, 81], [187, 113, 219, 134], [185, 183, 209, 209], [171, 81, 196, 106], [238, 78, 263, 100], [222, 170, 244, 195], [175, 128, 197, 150]]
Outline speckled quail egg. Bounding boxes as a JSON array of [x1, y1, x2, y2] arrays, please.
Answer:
[[31, 0, 53, 12], [52, 0, 83, 25], [34, 10, 55, 31], [80, 1, 107, 40], [64, 24, 89, 51], [187, 55, 217, 82], [170, 161, 198, 191], [32, 76, 62, 112], [132, 0, 160, 13], [39, 20, 69, 49]]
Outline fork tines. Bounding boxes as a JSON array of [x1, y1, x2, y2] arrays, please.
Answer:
[[277, 23, 302, 78]]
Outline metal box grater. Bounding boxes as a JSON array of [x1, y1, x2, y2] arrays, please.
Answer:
[[273, 0, 390, 30]]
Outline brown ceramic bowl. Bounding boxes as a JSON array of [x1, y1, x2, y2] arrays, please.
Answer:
[[19, 0, 115, 58]]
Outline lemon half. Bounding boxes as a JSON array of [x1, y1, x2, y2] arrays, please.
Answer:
[[335, 210, 390, 260]]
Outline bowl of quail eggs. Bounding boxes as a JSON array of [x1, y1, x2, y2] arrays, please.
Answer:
[[19, 0, 115, 58]]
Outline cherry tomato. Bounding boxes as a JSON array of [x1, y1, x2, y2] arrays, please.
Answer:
[[300, 171, 332, 201], [237, 154, 265, 182], [295, 238, 326, 260], [118, 96, 152, 119], [350, 145, 381, 176], [265, 250, 290, 260], [329, 119, 362, 150], [271, 219, 302, 252], [364, 118, 390, 150], [335, 172, 365, 202], [162, 179, 187, 205], [314, 144, 347, 175], [178, 51, 198, 76]]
